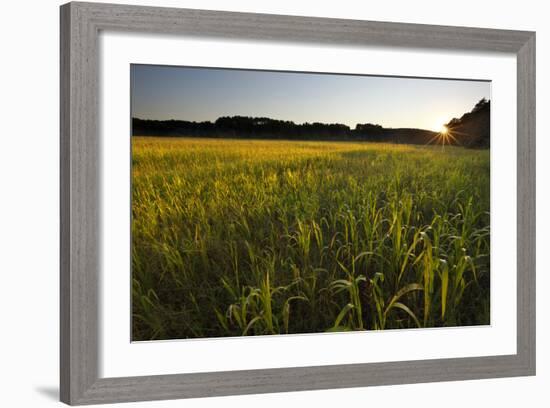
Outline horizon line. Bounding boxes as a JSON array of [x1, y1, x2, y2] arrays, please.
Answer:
[[131, 99, 490, 132]]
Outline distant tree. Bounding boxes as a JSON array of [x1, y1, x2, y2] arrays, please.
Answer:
[[445, 98, 490, 148], [471, 98, 489, 113]]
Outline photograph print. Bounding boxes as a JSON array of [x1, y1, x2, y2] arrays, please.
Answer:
[[131, 65, 490, 341]]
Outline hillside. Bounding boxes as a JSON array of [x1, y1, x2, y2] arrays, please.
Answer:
[[445, 98, 490, 148]]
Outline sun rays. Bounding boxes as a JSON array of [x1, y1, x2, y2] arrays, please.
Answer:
[[426, 124, 464, 148]]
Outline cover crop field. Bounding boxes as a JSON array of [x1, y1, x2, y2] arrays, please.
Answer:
[[131, 137, 490, 340]]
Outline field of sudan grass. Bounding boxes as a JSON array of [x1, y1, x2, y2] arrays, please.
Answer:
[[131, 136, 490, 340]]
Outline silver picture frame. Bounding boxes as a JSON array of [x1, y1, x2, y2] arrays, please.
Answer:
[[60, 2, 536, 405]]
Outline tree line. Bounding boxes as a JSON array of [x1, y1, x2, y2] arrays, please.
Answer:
[[446, 98, 490, 148], [132, 99, 490, 148]]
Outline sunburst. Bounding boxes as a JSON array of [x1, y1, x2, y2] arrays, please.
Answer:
[[426, 124, 462, 148]]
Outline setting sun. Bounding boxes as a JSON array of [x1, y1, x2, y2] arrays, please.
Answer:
[[426, 123, 460, 147]]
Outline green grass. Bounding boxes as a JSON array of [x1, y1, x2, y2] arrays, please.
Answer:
[[131, 137, 490, 340]]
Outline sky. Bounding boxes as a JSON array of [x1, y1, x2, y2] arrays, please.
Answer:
[[131, 64, 490, 132]]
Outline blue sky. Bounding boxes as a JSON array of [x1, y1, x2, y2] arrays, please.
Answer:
[[131, 64, 490, 132]]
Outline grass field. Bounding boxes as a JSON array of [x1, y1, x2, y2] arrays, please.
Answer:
[[131, 136, 490, 341]]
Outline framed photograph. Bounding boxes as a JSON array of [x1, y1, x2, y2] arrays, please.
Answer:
[[60, 2, 535, 405]]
